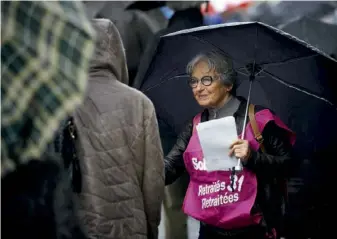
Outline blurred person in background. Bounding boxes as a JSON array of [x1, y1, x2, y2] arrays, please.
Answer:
[[73, 19, 164, 239], [83, 1, 168, 86], [134, 5, 204, 89], [1, 1, 95, 239], [133, 4, 204, 239], [87, 1, 168, 86], [115, 9, 163, 85]]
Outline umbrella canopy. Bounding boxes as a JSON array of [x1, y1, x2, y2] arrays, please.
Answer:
[[279, 16, 337, 57], [139, 22, 337, 159]]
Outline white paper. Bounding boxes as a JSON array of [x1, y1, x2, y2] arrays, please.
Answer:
[[196, 116, 239, 172]]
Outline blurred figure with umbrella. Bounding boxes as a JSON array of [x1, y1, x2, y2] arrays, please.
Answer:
[[277, 15, 337, 238], [83, 1, 168, 86], [138, 22, 337, 238], [279, 16, 337, 59], [247, 1, 337, 27]]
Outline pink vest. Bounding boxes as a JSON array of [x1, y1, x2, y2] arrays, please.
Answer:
[[182, 109, 295, 230]]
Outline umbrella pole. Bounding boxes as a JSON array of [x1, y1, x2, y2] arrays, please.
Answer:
[[235, 78, 253, 170], [241, 79, 253, 140]]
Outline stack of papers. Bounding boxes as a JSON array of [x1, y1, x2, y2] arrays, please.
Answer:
[[196, 116, 240, 172]]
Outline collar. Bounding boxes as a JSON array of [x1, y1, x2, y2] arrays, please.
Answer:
[[202, 96, 247, 121]]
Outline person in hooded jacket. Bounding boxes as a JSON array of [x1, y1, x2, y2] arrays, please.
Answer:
[[73, 19, 164, 239]]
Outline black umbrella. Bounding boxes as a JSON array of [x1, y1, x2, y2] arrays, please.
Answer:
[[249, 1, 336, 27], [126, 1, 166, 11], [279, 16, 337, 58], [125, 1, 205, 11], [139, 22, 337, 159]]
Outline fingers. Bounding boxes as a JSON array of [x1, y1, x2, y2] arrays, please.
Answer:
[[229, 139, 244, 148], [229, 149, 245, 158], [229, 140, 241, 156], [229, 143, 241, 155], [233, 150, 245, 159], [228, 139, 250, 159], [228, 144, 242, 156], [229, 147, 234, 156]]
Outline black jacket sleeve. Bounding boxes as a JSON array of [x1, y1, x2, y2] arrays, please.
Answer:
[[164, 120, 193, 185], [242, 121, 293, 179]]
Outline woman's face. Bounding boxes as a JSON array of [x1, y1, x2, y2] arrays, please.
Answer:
[[190, 61, 232, 108]]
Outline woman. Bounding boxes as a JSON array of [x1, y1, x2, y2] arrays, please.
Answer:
[[165, 50, 296, 239]]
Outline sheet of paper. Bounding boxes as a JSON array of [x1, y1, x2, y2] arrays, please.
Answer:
[[196, 116, 239, 172]]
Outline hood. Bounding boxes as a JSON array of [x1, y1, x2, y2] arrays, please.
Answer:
[[90, 19, 129, 85]]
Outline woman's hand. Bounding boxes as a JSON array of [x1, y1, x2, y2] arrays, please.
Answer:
[[229, 139, 252, 162]]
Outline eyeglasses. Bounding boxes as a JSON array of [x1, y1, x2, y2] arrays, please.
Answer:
[[188, 76, 218, 88]]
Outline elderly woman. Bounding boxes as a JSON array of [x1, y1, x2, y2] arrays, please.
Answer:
[[165, 50, 295, 239]]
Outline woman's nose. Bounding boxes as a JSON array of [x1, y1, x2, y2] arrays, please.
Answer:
[[195, 81, 205, 91]]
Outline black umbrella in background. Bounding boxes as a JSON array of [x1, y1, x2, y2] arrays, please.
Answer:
[[248, 1, 337, 27], [126, 1, 166, 11], [279, 16, 337, 58], [103, 0, 203, 12]]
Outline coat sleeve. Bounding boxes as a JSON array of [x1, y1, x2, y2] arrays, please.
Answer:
[[142, 98, 164, 239], [165, 120, 193, 185], [243, 121, 294, 178]]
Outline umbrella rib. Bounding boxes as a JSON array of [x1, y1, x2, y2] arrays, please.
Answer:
[[143, 73, 189, 92], [259, 53, 319, 67], [240, 24, 260, 141], [262, 70, 336, 109], [143, 66, 180, 91]]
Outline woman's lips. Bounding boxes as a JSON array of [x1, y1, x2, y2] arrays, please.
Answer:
[[198, 95, 208, 100]]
